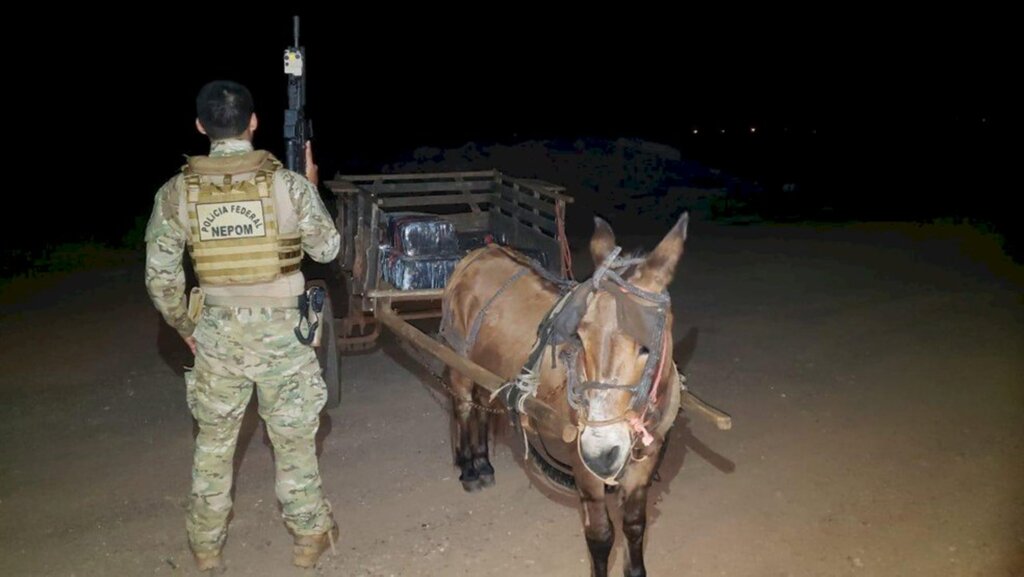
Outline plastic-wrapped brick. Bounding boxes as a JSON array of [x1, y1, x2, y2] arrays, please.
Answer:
[[380, 246, 462, 290], [386, 213, 458, 257]]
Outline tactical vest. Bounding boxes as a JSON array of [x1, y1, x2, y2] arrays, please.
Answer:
[[183, 151, 302, 286]]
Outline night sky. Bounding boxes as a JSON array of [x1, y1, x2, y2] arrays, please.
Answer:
[[6, 9, 1012, 267]]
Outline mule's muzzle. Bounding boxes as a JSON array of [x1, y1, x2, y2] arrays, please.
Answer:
[[580, 424, 631, 480], [586, 445, 623, 478]]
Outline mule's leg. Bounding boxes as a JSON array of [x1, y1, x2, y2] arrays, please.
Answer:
[[470, 386, 495, 487], [449, 370, 483, 491], [618, 440, 666, 577], [578, 471, 613, 577], [620, 484, 649, 577]]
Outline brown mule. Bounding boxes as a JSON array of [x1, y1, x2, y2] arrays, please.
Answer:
[[441, 214, 688, 576]]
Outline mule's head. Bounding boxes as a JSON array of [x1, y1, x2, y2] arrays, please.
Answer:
[[574, 213, 688, 480]]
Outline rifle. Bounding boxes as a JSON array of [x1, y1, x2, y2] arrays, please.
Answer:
[[283, 15, 311, 175]]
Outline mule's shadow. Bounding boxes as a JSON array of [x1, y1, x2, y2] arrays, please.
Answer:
[[663, 326, 736, 480]]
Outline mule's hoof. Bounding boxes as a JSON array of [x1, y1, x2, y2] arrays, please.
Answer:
[[459, 466, 481, 492], [464, 458, 494, 490], [473, 459, 495, 488]]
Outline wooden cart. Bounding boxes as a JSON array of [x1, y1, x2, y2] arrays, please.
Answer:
[[313, 170, 730, 435]]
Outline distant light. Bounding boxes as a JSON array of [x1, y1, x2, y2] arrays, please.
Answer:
[[981, 118, 987, 123], [720, 129, 726, 134], [750, 127, 757, 133], [693, 129, 699, 134]]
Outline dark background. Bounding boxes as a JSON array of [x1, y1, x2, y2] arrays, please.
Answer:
[[3, 8, 1013, 274]]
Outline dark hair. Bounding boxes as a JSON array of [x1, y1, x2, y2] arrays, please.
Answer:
[[195, 80, 254, 140]]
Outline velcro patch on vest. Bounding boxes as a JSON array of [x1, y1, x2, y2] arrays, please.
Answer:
[[196, 200, 267, 241]]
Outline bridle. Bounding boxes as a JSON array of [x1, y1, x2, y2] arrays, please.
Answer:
[[499, 246, 672, 482]]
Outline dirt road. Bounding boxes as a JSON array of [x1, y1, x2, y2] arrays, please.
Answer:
[[1, 222, 1021, 577]]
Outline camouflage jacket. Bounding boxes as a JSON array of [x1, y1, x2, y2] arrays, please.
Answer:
[[144, 139, 339, 338]]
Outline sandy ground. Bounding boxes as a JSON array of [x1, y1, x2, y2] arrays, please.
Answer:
[[1, 221, 1021, 577]]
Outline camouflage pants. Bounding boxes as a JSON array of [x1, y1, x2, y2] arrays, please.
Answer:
[[184, 305, 333, 551]]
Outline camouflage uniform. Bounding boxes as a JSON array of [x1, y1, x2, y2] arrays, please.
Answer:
[[144, 138, 340, 552]]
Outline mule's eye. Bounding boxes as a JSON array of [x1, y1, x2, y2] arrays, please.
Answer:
[[638, 345, 650, 357]]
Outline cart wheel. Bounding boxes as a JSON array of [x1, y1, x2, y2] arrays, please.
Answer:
[[337, 272, 381, 352]]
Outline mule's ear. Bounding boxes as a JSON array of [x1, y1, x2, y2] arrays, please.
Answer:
[[590, 216, 616, 266], [634, 212, 688, 292]]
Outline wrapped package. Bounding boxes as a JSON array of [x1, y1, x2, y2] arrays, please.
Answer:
[[456, 231, 505, 252], [455, 232, 549, 268], [380, 245, 462, 290], [386, 213, 458, 257], [378, 212, 554, 289]]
